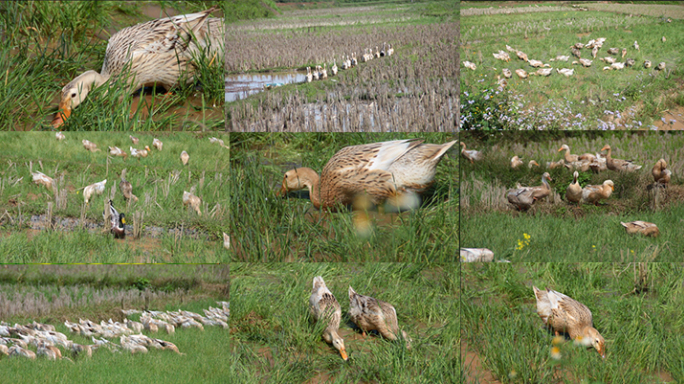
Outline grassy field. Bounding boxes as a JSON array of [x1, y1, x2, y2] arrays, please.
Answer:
[[460, 131, 684, 261], [462, 262, 684, 383], [0, 265, 230, 384], [0, 1, 225, 131], [229, 263, 457, 384], [225, 1, 457, 132], [460, 2, 684, 130], [229, 133, 458, 262], [0, 132, 229, 262]]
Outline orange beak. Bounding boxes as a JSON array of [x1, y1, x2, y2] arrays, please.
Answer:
[[52, 100, 71, 128], [339, 347, 348, 361], [277, 184, 287, 197]]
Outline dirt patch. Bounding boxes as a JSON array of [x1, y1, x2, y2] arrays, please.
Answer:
[[654, 106, 684, 130], [462, 341, 503, 384]]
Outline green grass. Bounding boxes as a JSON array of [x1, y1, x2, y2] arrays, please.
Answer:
[[229, 133, 458, 262], [229, 263, 457, 383], [0, 132, 229, 262], [0, 1, 224, 130], [461, 8, 684, 130], [462, 263, 684, 383], [460, 130, 684, 261]]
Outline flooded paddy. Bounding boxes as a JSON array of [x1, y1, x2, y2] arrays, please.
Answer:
[[225, 71, 308, 102]]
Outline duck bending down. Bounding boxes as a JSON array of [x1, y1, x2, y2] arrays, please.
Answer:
[[348, 287, 411, 348], [652, 159, 671, 184], [621, 221, 659, 237], [309, 277, 347, 360], [533, 286, 605, 358], [52, 8, 224, 128], [581, 180, 614, 205], [460, 142, 483, 163], [600, 145, 642, 171], [566, 171, 582, 204], [279, 139, 456, 210], [507, 172, 553, 211]]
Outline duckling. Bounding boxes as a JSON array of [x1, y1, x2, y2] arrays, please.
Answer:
[[633, 41, 639, 51], [566, 171, 582, 204], [533, 286, 605, 358], [530, 67, 553, 77], [556, 68, 575, 77], [180, 150, 190, 165], [625, 58, 636, 67], [56, 132, 65, 141], [528, 59, 550, 68], [309, 277, 347, 360], [572, 59, 592, 67], [621, 48, 627, 58], [493, 50, 510, 62], [515, 69, 529, 79], [105, 200, 125, 239], [119, 178, 138, 202], [129, 135, 139, 145], [620, 221, 659, 237], [644, 60, 652, 69], [348, 286, 411, 348], [571, 47, 581, 59], [511, 156, 524, 169], [462, 61, 476, 70], [549, 55, 570, 62], [503, 68, 512, 78], [600, 57, 616, 64], [152, 138, 163, 151], [656, 62, 666, 71], [108, 146, 127, 160], [607, 48, 619, 55], [516, 50, 529, 62]]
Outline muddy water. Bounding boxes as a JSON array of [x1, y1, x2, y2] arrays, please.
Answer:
[[225, 71, 308, 102]]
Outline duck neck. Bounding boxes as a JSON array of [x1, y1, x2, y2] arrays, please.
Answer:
[[295, 168, 321, 209]]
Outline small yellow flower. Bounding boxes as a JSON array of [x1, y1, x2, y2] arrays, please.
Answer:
[[523, 233, 531, 240], [552, 336, 564, 346], [550, 346, 562, 360], [509, 370, 518, 379]]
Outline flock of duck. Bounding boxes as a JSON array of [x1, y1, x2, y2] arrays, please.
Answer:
[[0, 302, 229, 360], [309, 276, 410, 360], [462, 36, 668, 81], [278, 138, 455, 211], [32, 134, 229, 239], [461, 142, 671, 237], [306, 42, 394, 83]]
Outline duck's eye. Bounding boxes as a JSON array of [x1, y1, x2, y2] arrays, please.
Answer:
[[71, 93, 77, 98]]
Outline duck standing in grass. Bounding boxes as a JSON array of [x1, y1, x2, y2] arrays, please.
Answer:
[[180, 150, 190, 165], [533, 286, 605, 358], [309, 276, 347, 360], [105, 200, 126, 239], [52, 8, 224, 128], [348, 286, 411, 348], [566, 171, 582, 204], [652, 159, 671, 185]]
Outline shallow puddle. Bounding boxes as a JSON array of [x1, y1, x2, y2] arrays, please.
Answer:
[[225, 71, 308, 102]]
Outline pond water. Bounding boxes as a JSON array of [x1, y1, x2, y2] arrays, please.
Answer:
[[225, 71, 308, 102]]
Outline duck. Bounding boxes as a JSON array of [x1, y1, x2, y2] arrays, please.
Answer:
[[52, 8, 223, 128], [530, 68, 553, 77], [607, 48, 619, 55], [463, 61, 476, 70], [31, 171, 55, 191], [572, 59, 592, 67], [152, 138, 163, 151], [387, 44, 394, 56], [505, 45, 516, 52], [82, 139, 99, 152], [105, 200, 125, 239], [309, 277, 347, 360], [129, 135, 139, 145], [656, 62, 666, 71], [130, 146, 151, 159], [573, 43, 584, 49], [279, 139, 456, 210], [581, 180, 614, 205], [182, 191, 202, 215], [493, 50, 510, 62], [566, 171, 582, 204], [460, 142, 483, 163], [625, 58, 636, 67], [180, 150, 190, 165], [620, 221, 659, 237], [600, 145, 642, 171], [571, 47, 581, 59], [516, 50, 529, 62], [56, 132, 65, 141], [528, 59, 549, 68], [511, 156, 524, 169], [556, 68, 574, 77], [119, 178, 138, 202], [515, 69, 529, 79], [533, 286, 605, 358], [652, 159, 671, 184], [621, 48, 627, 58], [108, 146, 127, 160], [306, 67, 313, 83], [331, 60, 338, 76], [528, 160, 540, 169], [506, 172, 553, 211], [644, 60, 652, 69], [600, 56, 616, 64], [634, 41, 639, 51], [503, 68, 512, 78], [558, 144, 595, 163], [83, 179, 107, 204], [460, 248, 494, 262], [348, 287, 411, 348], [549, 55, 570, 62], [610, 62, 625, 70], [662, 36, 666, 43], [591, 46, 598, 59], [223, 232, 230, 250]]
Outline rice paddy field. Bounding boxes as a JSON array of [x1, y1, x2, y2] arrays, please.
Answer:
[[0, 1, 225, 131], [460, 1, 684, 130], [462, 262, 684, 383], [460, 130, 684, 261], [225, 1, 458, 132], [0, 265, 230, 384], [229, 132, 458, 262], [229, 262, 457, 384], [0, 132, 230, 263]]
